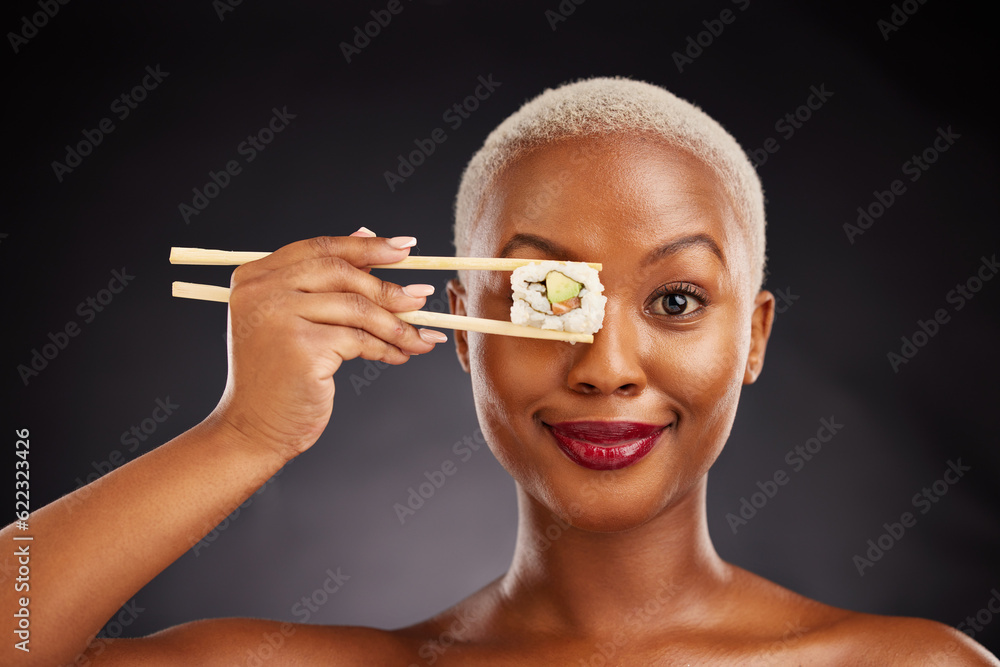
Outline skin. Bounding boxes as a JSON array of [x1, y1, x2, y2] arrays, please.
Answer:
[[1, 134, 995, 666]]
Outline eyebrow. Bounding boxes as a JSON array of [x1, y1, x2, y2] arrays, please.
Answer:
[[498, 232, 726, 269], [641, 233, 726, 269], [498, 233, 566, 259]]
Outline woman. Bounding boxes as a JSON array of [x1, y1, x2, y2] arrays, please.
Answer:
[[6, 78, 996, 665]]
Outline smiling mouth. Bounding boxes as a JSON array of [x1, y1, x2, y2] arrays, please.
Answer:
[[545, 421, 669, 471]]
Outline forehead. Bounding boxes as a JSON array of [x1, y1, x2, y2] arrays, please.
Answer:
[[471, 134, 744, 275]]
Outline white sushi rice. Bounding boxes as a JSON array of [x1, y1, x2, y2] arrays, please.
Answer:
[[510, 261, 606, 335]]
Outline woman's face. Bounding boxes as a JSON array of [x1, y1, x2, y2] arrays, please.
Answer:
[[448, 134, 773, 532]]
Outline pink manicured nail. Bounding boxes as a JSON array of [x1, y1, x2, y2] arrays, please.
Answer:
[[353, 226, 376, 237], [418, 328, 448, 343], [402, 284, 435, 298], [387, 236, 417, 249]]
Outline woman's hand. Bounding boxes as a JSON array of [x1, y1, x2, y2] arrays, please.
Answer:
[[0, 228, 441, 666], [209, 229, 446, 461]]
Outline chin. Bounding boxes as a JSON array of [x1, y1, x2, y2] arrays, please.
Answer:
[[522, 462, 699, 534], [560, 500, 668, 534]]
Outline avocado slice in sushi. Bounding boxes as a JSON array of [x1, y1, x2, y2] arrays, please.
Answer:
[[545, 271, 582, 304]]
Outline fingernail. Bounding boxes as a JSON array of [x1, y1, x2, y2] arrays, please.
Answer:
[[354, 226, 376, 237], [388, 236, 417, 249], [402, 284, 435, 298], [419, 328, 448, 344]]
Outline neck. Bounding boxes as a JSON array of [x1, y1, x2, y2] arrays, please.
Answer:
[[499, 477, 729, 636]]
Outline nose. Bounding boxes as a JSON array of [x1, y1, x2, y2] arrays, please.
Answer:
[[565, 300, 647, 396]]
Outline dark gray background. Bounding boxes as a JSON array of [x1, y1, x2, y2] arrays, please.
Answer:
[[6, 0, 999, 655]]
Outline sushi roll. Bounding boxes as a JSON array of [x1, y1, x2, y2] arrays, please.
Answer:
[[510, 260, 606, 336]]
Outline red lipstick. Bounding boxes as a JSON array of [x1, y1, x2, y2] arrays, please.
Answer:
[[546, 421, 665, 471]]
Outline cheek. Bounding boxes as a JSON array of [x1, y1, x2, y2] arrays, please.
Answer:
[[468, 327, 565, 436], [469, 332, 521, 418], [468, 331, 546, 488], [647, 309, 748, 444], [465, 273, 509, 409], [465, 276, 571, 481]]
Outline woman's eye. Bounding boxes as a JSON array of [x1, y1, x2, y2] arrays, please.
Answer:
[[648, 287, 706, 317]]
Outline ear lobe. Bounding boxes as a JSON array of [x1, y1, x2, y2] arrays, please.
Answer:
[[446, 278, 471, 374], [744, 289, 776, 385]]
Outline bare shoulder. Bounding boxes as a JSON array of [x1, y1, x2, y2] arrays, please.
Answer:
[[84, 617, 421, 666], [813, 613, 1000, 666], [726, 566, 999, 665]]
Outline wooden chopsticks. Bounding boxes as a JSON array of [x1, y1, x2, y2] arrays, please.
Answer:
[[169, 246, 601, 271], [170, 247, 598, 344]]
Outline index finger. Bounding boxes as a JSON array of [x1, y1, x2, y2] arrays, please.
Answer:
[[244, 233, 418, 274]]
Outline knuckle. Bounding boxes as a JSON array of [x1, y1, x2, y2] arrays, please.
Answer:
[[282, 259, 308, 284], [309, 235, 339, 257], [343, 292, 371, 321], [231, 263, 252, 287], [378, 279, 400, 306], [228, 277, 258, 312], [352, 325, 370, 347], [321, 255, 351, 276], [229, 275, 292, 324]]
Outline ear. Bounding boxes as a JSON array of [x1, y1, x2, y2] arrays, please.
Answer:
[[744, 289, 775, 385], [446, 278, 471, 374]]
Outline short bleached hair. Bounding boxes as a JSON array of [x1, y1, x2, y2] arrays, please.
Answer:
[[453, 76, 767, 291]]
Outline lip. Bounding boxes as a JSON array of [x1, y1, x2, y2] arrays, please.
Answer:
[[546, 421, 667, 471]]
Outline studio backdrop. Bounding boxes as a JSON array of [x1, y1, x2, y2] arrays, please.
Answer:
[[5, 0, 998, 656]]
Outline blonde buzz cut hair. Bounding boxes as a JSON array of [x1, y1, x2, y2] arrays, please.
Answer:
[[453, 76, 767, 291]]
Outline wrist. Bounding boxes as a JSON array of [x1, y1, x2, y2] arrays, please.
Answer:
[[196, 407, 300, 468]]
